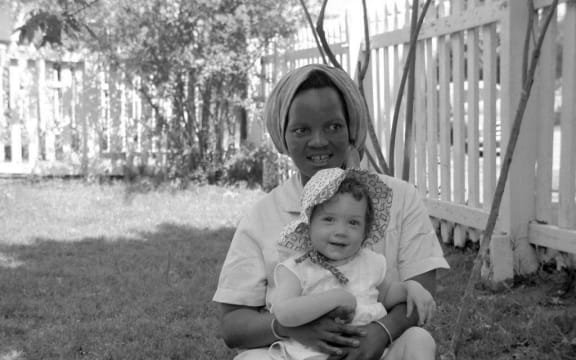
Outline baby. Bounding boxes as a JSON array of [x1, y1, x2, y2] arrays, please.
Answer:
[[269, 168, 436, 359]]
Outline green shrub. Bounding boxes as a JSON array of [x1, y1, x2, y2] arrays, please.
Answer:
[[223, 144, 294, 189]]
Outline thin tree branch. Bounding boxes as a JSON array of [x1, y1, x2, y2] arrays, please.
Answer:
[[446, 1, 558, 358], [522, 0, 535, 84], [359, 83, 390, 175], [65, 0, 100, 18], [316, 0, 342, 69], [364, 149, 383, 174], [355, 0, 390, 175], [388, 0, 433, 176], [298, 0, 328, 64], [401, 0, 419, 181], [358, 0, 371, 80]]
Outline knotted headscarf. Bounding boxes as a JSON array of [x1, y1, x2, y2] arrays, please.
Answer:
[[278, 168, 393, 283], [264, 64, 369, 158]]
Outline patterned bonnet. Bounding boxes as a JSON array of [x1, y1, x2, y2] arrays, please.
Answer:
[[278, 168, 393, 282]]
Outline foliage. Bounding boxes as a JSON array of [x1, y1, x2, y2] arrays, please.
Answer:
[[15, 9, 80, 47], [223, 143, 282, 188], [8, 0, 302, 179]]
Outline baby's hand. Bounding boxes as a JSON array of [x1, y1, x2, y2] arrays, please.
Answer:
[[325, 288, 357, 311], [328, 305, 356, 324], [404, 280, 436, 326]]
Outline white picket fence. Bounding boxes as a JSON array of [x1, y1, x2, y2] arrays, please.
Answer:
[[260, 0, 576, 276], [0, 46, 171, 177], [1, 0, 574, 275]]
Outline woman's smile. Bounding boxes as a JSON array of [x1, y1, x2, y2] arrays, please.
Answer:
[[308, 154, 332, 165]]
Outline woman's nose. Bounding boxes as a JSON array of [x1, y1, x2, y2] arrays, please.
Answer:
[[309, 129, 328, 147]]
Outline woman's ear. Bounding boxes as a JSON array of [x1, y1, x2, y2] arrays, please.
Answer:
[[345, 145, 361, 169]]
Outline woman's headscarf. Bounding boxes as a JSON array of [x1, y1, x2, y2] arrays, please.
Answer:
[[264, 64, 369, 157]]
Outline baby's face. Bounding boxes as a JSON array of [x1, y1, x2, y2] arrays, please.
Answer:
[[309, 193, 367, 263]]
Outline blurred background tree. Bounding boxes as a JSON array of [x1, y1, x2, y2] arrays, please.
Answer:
[[5, 0, 304, 183]]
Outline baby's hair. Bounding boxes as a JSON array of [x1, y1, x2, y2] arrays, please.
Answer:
[[336, 177, 374, 233]]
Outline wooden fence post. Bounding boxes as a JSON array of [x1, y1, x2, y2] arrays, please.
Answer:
[[0, 45, 6, 163], [62, 65, 73, 158], [8, 57, 22, 165], [28, 58, 39, 169], [558, 2, 576, 230], [499, 0, 539, 274], [77, 62, 88, 176]]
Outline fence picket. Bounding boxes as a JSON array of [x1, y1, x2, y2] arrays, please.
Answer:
[[559, 2, 576, 229], [425, 37, 439, 199], [415, 41, 427, 195], [466, 28, 480, 209], [535, 7, 558, 224], [438, 34, 451, 203], [382, 47, 392, 149], [438, 32, 453, 243], [452, 2, 467, 247], [481, 23, 498, 209]]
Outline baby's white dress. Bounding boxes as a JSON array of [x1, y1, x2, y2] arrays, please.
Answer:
[[269, 248, 388, 360]]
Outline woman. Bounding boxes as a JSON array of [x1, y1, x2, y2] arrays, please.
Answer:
[[213, 64, 449, 359]]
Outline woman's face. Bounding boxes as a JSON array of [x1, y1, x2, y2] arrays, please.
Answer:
[[285, 87, 350, 184]]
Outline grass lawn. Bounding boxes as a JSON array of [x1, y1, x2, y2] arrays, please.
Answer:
[[1, 179, 575, 360]]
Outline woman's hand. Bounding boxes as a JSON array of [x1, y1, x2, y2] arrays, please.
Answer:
[[405, 280, 436, 325], [326, 322, 388, 360], [281, 305, 365, 357]]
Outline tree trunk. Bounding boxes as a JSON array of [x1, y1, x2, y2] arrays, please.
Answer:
[[199, 83, 212, 161]]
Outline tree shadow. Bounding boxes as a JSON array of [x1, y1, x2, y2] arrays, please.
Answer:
[[0, 222, 237, 359]]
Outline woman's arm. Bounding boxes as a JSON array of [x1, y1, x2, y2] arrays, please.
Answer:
[[380, 278, 435, 326], [220, 303, 278, 349], [220, 302, 365, 355], [272, 265, 356, 327], [376, 270, 436, 338]]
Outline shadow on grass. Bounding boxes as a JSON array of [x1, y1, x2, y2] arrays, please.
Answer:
[[6, 224, 575, 360], [0, 223, 237, 360]]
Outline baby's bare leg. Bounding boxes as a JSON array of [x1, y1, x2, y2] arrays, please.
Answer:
[[234, 348, 275, 360]]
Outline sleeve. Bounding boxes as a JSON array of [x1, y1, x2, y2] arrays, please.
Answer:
[[377, 253, 388, 286], [397, 184, 450, 281], [212, 209, 268, 307], [366, 250, 388, 287], [273, 258, 302, 290]]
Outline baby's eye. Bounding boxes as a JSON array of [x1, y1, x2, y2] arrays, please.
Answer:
[[323, 216, 335, 223], [349, 220, 361, 226]]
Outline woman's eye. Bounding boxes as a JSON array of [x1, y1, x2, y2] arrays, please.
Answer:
[[349, 220, 360, 226], [292, 128, 309, 136], [327, 123, 344, 132]]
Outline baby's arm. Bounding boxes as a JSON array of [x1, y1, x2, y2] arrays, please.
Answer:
[[379, 279, 436, 325], [272, 265, 356, 327]]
